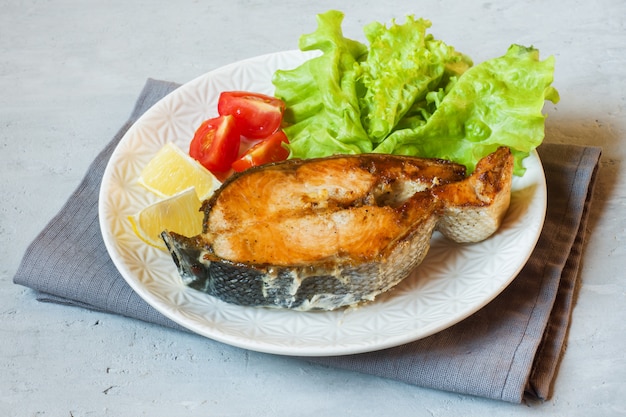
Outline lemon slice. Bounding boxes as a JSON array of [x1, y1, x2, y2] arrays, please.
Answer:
[[128, 188, 204, 250], [138, 142, 221, 200]]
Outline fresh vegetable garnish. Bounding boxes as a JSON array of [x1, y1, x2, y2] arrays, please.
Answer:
[[189, 115, 241, 173], [231, 130, 290, 172], [272, 10, 559, 175], [217, 91, 285, 139], [189, 92, 289, 177]]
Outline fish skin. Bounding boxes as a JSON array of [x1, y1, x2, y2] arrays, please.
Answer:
[[162, 148, 513, 311]]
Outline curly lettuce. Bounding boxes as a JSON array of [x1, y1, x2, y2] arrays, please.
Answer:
[[359, 16, 472, 142], [273, 10, 370, 157], [272, 10, 559, 175]]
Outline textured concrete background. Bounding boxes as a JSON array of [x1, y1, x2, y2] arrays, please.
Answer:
[[1, 0, 625, 415]]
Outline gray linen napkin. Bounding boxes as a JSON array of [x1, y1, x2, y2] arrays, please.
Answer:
[[13, 79, 602, 403]]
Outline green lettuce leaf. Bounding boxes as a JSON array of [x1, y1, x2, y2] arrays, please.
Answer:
[[272, 10, 371, 158], [272, 10, 559, 176], [373, 44, 559, 175], [359, 16, 472, 142]]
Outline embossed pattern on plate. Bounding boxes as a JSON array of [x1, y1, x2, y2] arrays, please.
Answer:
[[99, 50, 547, 356]]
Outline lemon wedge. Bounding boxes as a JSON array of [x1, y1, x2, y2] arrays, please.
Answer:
[[138, 142, 220, 201], [128, 188, 204, 250]]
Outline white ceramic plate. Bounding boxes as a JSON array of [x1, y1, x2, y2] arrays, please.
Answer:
[[99, 50, 546, 357]]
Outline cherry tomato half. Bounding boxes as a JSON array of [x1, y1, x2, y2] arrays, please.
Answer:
[[217, 91, 285, 139], [231, 130, 290, 172], [189, 115, 240, 173]]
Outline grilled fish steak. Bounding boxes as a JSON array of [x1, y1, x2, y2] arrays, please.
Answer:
[[162, 147, 513, 311]]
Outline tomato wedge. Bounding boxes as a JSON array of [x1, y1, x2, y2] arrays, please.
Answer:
[[231, 130, 290, 172], [189, 115, 240, 173], [217, 91, 285, 139]]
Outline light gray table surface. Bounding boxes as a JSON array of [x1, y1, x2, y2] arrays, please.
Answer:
[[2, 0, 625, 415]]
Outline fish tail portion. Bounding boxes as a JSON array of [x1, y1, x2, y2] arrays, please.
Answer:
[[433, 147, 514, 243]]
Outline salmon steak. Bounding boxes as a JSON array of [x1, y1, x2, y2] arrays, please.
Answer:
[[162, 147, 514, 311]]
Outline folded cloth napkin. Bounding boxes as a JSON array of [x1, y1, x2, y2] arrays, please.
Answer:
[[13, 79, 601, 404]]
